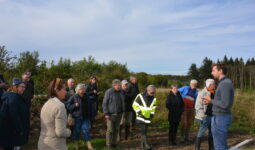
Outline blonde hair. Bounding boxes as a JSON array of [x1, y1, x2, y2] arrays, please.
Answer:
[[7, 85, 19, 93]]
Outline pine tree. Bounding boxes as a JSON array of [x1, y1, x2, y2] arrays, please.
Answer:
[[188, 63, 199, 80], [223, 55, 228, 64], [199, 57, 213, 85], [229, 57, 234, 65]]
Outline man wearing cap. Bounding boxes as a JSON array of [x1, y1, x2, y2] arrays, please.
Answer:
[[178, 79, 198, 142], [102, 79, 125, 149], [195, 79, 216, 150], [119, 80, 133, 141]]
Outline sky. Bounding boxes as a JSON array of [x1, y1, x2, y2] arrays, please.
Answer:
[[0, 0, 255, 75]]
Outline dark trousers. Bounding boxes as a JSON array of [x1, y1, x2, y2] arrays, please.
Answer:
[[169, 122, 179, 143], [139, 123, 148, 136], [131, 110, 136, 124], [3, 147, 14, 150]]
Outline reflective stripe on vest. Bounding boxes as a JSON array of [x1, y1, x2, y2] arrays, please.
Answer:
[[138, 94, 156, 109]]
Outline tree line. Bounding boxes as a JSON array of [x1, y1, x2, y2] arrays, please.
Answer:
[[2, 45, 252, 93], [0, 46, 188, 94], [188, 55, 255, 90]]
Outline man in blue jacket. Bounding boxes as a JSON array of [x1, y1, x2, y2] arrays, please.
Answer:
[[178, 80, 198, 142], [203, 64, 234, 150]]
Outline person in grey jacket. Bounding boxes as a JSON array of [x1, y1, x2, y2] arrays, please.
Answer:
[[102, 79, 125, 149], [203, 63, 234, 150]]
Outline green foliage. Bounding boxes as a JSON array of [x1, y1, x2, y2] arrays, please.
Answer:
[[16, 51, 39, 75], [0, 46, 16, 73]]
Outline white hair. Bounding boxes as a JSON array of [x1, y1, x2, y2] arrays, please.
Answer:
[[67, 78, 74, 84], [147, 85, 156, 91], [206, 79, 215, 88], [190, 79, 198, 84], [75, 83, 86, 94]]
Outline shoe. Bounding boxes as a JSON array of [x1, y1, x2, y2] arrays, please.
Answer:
[[87, 141, 95, 150], [125, 125, 130, 140], [208, 137, 215, 150], [195, 137, 202, 150]]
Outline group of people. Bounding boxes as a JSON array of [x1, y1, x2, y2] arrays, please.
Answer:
[[166, 63, 234, 150], [0, 63, 234, 150], [39, 76, 100, 150], [102, 78, 157, 150]]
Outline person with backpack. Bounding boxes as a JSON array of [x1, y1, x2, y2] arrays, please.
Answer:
[[0, 78, 30, 150]]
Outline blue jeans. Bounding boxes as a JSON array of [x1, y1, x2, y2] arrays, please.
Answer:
[[73, 119, 91, 141], [196, 116, 212, 138], [212, 114, 232, 150]]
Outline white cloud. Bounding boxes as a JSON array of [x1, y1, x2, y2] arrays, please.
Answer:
[[0, 0, 255, 75]]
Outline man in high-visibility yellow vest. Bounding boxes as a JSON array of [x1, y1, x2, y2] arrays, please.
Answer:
[[132, 85, 157, 150]]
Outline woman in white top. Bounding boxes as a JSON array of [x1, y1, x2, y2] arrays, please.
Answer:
[[38, 78, 71, 150]]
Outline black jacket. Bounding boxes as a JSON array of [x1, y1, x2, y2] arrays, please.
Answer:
[[0, 92, 30, 147], [128, 83, 139, 101], [66, 94, 91, 120], [166, 91, 184, 123], [122, 89, 133, 112], [22, 81, 34, 108], [205, 92, 214, 116], [86, 83, 99, 101], [102, 88, 125, 115]]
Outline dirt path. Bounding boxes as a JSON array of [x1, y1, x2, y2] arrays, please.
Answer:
[[25, 115, 255, 150], [92, 117, 255, 150]]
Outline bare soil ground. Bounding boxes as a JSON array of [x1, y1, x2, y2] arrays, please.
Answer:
[[24, 115, 255, 150]]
